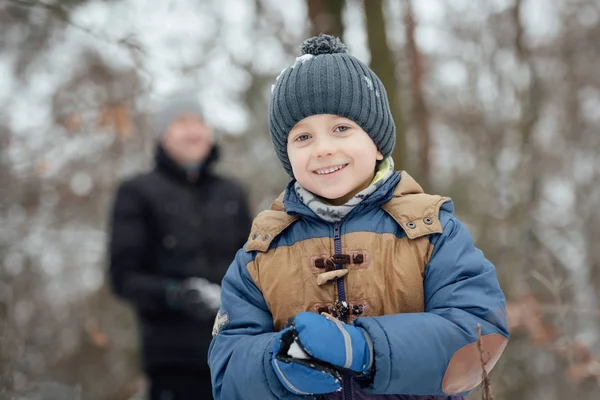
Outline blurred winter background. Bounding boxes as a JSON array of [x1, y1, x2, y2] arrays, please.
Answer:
[[1, 0, 600, 399]]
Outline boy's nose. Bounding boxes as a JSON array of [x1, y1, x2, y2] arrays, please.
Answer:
[[313, 136, 336, 158]]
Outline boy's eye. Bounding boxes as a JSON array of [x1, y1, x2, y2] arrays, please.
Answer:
[[295, 134, 311, 142], [334, 125, 350, 132]]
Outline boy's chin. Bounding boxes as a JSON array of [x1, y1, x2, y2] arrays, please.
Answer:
[[314, 190, 354, 205]]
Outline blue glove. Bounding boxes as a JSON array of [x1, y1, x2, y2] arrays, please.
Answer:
[[272, 326, 342, 395], [271, 312, 374, 395]]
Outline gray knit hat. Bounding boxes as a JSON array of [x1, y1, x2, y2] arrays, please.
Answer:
[[269, 34, 396, 177], [154, 90, 204, 137]]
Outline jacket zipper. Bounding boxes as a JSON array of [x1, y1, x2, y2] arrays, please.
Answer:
[[333, 222, 353, 400]]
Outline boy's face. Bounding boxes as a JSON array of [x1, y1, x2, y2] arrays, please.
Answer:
[[287, 114, 383, 206]]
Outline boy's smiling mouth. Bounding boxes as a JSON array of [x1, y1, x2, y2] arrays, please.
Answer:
[[312, 163, 349, 175]]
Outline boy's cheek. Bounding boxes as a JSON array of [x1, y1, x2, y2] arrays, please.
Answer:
[[289, 155, 309, 176]]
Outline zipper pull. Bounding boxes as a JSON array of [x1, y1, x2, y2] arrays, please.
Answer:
[[333, 223, 341, 240]]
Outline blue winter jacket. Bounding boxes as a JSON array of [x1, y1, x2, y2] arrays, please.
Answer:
[[208, 172, 509, 400]]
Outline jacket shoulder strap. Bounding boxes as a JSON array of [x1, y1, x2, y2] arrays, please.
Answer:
[[246, 191, 299, 252]]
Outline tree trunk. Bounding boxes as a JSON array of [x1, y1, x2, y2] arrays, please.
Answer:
[[404, 0, 431, 188], [364, 0, 406, 169], [306, 0, 344, 39]]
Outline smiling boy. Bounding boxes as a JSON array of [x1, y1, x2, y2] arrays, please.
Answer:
[[289, 114, 384, 206], [208, 35, 509, 400]]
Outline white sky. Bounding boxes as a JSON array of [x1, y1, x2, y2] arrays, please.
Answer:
[[4, 0, 565, 137]]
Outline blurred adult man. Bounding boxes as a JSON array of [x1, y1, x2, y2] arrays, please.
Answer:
[[108, 93, 251, 400]]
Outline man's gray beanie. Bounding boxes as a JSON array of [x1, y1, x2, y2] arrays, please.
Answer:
[[268, 34, 396, 177], [154, 90, 204, 137]]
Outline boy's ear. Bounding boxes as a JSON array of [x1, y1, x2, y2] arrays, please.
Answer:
[[376, 150, 384, 161]]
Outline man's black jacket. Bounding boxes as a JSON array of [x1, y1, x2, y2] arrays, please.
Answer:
[[108, 145, 251, 372]]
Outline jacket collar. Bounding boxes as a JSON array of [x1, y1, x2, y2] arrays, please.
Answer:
[[281, 172, 402, 222], [154, 143, 219, 185], [246, 171, 433, 252]]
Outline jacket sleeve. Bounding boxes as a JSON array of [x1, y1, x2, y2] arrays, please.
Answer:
[[208, 247, 302, 400], [355, 202, 509, 396], [108, 180, 172, 313]]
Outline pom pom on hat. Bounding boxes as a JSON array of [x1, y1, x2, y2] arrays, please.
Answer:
[[300, 34, 348, 56]]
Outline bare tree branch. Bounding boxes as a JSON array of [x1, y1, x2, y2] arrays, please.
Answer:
[[477, 324, 495, 400]]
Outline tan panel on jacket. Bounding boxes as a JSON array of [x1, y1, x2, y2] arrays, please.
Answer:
[[245, 171, 452, 331], [248, 232, 434, 331], [249, 237, 335, 330], [342, 232, 431, 320]]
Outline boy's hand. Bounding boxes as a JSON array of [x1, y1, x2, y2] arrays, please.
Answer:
[[272, 326, 342, 395], [271, 312, 373, 395]]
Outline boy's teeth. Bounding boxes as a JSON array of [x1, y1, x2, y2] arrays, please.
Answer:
[[316, 165, 344, 175]]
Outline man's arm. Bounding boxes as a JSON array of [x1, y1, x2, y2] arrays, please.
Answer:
[[234, 182, 253, 250], [108, 180, 174, 313]]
